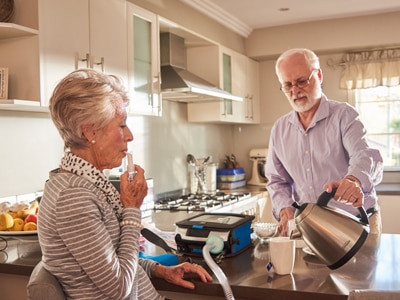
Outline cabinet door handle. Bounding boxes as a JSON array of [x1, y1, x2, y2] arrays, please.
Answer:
[[152, 72, 162, 112], [248, 95, 253, 119], [91, 57, 105, 72], [75, 53, 90, 69], [153, 72, 161, 93]]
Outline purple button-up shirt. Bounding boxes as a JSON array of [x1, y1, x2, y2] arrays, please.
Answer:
[[266, 94, 383, 220]]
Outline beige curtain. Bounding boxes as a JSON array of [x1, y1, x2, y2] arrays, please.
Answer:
[[340, 49, 400, 89]]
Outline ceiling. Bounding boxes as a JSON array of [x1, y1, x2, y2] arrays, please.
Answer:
[[181, 0, 400, 37]]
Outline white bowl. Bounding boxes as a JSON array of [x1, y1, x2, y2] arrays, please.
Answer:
[[253, 222, 277, 242]]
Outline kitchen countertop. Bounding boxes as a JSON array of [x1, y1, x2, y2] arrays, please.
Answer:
[[152, 232, 400, 300], [1, 185, 400, 300], [0, 236, 41, 276], [1, 220, 400, 300], [375, 183, 400, 195]]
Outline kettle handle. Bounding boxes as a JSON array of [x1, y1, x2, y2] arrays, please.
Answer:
[[317, 189, 369, 225]]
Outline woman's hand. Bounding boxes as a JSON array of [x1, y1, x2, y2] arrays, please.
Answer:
[[119, 165, 148, 208], [153, 262, 213, 289], [323, 176, 363, 208]]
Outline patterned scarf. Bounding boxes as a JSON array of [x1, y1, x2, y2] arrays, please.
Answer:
[[60, 151, 124, 221]]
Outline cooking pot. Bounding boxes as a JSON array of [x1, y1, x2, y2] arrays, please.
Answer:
[[290, 189, 369, 269]]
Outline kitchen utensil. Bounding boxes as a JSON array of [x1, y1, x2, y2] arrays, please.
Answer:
[[187, 154, 206, 192], [269, 237, 295, 275], [186, 154, 197, 166], [290, 189, 369, 269], [205, 163, 217, 192], [252, 222, 277, 244], [247, 148, 268, 186]]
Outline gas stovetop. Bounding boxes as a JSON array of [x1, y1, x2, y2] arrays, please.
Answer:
[[154, 192, 251, 212]]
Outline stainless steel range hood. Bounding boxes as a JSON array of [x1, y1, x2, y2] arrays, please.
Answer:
[[160, 32, 242, 102]]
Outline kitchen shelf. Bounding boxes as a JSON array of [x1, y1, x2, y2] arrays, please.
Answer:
[[0, 22, 38, 39], [0, 103, 49, 113]]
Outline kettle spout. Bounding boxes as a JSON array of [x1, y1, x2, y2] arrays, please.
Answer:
[[290, 228, 302, 240]]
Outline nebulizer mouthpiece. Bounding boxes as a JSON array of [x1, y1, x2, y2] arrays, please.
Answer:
[[202, 234, 235, 300]]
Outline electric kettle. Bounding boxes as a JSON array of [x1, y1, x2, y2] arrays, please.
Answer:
[[290, 189, 369, 269]]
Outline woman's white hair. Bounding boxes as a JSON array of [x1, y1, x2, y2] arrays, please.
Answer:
[[49, 69, 129, 149]]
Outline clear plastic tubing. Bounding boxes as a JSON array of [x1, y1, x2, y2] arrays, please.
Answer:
[[202, 234, 235, 300]]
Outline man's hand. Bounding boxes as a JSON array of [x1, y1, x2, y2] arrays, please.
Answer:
[[323, 176, 363, 208], [278, 207, 294, 236]]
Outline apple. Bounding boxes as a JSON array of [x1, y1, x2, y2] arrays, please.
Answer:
[[25, 214, 38, 224]]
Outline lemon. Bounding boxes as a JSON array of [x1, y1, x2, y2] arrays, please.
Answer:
[[9, 218, 25, 231], [23, 222, 37, 231], [0, 213, 14, 230]]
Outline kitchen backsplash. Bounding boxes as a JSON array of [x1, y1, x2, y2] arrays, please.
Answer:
[[0, 101, 261, 198]]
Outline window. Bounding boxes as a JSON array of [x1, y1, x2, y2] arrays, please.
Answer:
[[353, 86, 400, 169]]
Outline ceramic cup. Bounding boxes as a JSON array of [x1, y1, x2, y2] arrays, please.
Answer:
[[269, 236, 295, 275]]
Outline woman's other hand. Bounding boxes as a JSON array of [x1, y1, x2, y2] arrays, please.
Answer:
[[119, 165, 148, 208], [153, 262, 213, 289]]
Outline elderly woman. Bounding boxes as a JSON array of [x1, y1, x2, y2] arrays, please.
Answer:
[[38, 69, 212, 299]]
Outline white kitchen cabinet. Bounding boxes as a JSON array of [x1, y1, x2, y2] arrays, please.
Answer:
[[186, 45, 259, 124], [126, 3, 161, 116], [0, 0, 40, 105], [186, 46, 241, 123], [39, 0, 128, 106], [221, 47, 260, 124], [244, 57, 260, 124], [378, 195, 400, 234]]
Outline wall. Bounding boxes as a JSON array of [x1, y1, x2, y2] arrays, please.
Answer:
[[246, 11, 400, 60], [0, 101, 235, 197]]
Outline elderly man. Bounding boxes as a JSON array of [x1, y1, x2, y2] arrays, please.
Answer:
[[266, 48, 383, 236]]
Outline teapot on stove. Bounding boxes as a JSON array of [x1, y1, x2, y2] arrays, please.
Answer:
[[290, 189, 369, 269]]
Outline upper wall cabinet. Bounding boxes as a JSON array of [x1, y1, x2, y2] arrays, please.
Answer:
[[242, 54, 260, 124], [220, 46, 260, 124], [0, 0, 40, 106], [186, 45, 242, 123], [186, 45, 260, 124], [39, 0, 128, 106], [126, 3, 161, 116]]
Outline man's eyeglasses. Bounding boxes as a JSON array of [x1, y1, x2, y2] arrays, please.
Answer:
[[280, 69, 316, 93]]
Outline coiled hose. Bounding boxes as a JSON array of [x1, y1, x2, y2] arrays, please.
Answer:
[[202, 234, 235, 300]]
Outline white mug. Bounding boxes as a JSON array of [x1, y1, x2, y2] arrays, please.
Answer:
[[269, 236, 295, 275]]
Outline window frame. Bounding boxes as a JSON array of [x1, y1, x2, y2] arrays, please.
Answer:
[[348, 87, 400, 171]]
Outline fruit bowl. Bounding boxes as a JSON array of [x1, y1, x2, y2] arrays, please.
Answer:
[[252, 222, 277, 243]]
